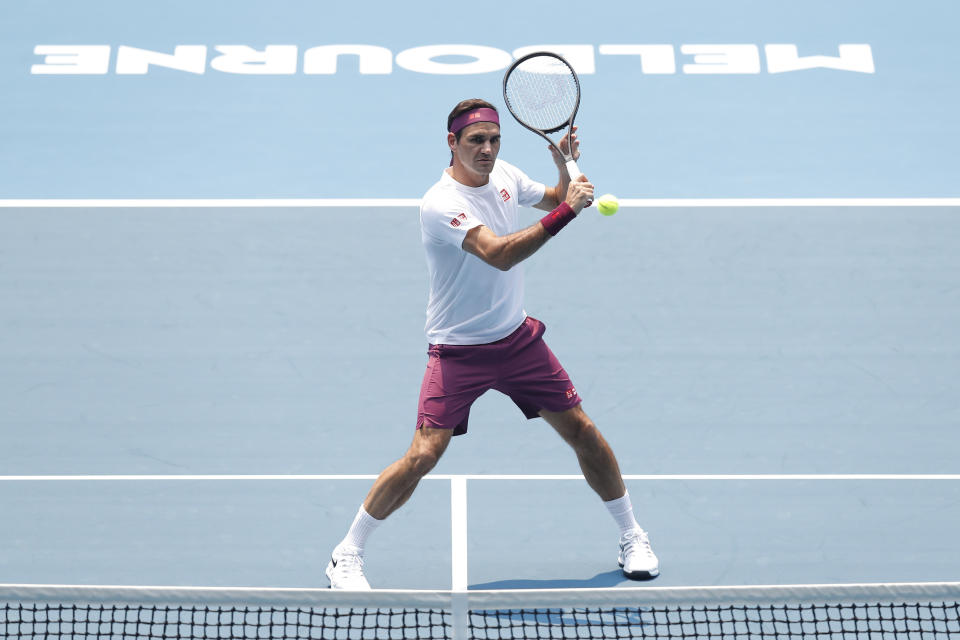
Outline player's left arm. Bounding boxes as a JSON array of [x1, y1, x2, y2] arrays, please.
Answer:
[[534, 126, 580, 212]]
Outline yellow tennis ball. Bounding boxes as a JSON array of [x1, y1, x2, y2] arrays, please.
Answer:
[[597, 194, 619, 216]]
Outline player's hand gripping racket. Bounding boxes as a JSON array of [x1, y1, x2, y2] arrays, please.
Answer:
[[502, 51, 583, 181]]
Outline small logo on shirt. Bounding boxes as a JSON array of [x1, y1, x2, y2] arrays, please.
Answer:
[[500, 189, 511, 202], [565, 387, 578, 399], [450, 212, 467, 227]]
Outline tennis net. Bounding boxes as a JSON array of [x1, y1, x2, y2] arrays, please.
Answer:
[[2, 582, 958, 639]]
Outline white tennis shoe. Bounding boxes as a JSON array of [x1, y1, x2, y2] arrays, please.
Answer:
[[326, 544, 371, 590], [618, 528, 660, 580]]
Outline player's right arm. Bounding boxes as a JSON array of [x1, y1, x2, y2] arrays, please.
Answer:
[[534, 127, 581, 212], [462, 178, 594, 271]]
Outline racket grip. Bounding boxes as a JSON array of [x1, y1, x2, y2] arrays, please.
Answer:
[[565, 159, 582, 181]]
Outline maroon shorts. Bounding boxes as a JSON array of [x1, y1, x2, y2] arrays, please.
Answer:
[[416, 316, 581, 436]]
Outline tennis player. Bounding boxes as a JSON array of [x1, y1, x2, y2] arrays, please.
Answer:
[[326, 99, 659, 589]]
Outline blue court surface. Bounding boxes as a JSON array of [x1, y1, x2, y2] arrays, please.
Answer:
[[1, 204, 958, 591], [1, 0, 959, 596]]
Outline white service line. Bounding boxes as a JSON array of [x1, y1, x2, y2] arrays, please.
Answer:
[[0, 199, 422, 208], [1, 198, 958, 208], [617, 198, 960, 207], [1, 474, 959, 481], [0, 475, 381, 481]]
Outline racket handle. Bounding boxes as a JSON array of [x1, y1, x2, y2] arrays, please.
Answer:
[[565, 159, 582, 181]]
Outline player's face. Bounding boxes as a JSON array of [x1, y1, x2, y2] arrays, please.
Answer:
[[453, 122, 501, 177]]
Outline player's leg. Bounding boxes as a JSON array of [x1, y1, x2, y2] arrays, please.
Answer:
[[539, 404, 624, 500], [328, 340, 490, 589], [326, 426, 452, 589], [540, 405, 660, 580], [364, 425, 453, 519]]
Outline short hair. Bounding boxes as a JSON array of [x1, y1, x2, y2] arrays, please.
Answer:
[[447, 99, 498, 142]]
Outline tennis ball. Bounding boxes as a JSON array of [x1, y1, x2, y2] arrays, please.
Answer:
[[597, 194, 619, 216]]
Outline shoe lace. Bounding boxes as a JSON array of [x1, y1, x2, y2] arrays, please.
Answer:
[[622, 529, 653, 557], [334, 547, 366, 572]]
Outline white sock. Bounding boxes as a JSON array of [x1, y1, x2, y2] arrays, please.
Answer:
[[337, 505, 382, 554], [604, 492, 640, 537]]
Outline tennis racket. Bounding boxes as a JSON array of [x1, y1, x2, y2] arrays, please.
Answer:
[[502, 51, 583, 181]]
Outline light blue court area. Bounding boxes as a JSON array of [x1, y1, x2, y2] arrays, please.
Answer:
[[1, 202, 959, 589], [3, 204, 960, 476], [465, 476, 960, 589], [0, 476, 958, 590], [1, 1, 959, 198]]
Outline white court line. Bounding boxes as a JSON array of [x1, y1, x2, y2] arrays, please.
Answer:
[[1, 474, 959, 481], [0, 198, 958, 208], [619, 198, 960, 207], [0, 199, 422, 208], [450, 477, 469, 592]]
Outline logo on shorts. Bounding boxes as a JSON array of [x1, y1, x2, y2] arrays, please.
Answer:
[[566, 387, 578, 399], [500, 189, 511, 202], [450, 212, 467, 227]]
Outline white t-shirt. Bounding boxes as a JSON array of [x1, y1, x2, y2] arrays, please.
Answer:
[[420, 159, 546, 345]]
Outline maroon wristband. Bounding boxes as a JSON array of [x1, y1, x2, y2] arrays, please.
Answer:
[[539, 202, 576, 236]]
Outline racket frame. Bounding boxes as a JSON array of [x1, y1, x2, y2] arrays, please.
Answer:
[[502, 51, 583, 180]]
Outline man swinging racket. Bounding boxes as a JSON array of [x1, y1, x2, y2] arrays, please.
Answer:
[[326, 98, 659, 589]]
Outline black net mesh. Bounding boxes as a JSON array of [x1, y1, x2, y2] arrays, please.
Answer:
[[2, 604, 449, 639], [4, 599, 959, 639], [470, 602, 960, 639]]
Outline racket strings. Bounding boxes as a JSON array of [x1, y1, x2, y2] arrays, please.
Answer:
[[504, 59, 578, 132]]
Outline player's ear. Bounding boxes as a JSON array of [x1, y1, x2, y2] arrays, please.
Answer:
[[447, 132, 458, 151]]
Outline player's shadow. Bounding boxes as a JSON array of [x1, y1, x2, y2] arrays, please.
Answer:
[[469, 570, 628, 590]]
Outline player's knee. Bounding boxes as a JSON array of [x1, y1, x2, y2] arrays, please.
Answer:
[[406, 448, 441, 477], [565, 416, 600, 450]]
